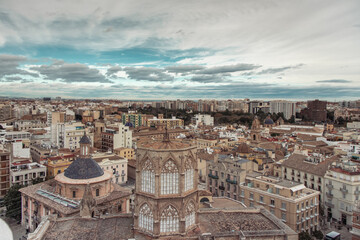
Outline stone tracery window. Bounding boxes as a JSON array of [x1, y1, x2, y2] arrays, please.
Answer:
[[161, 160, 179, 195], [141, 159, 155, 194], [185, 159, 194, 192], [139, 203, 154, 232], [160, 205, 179, 233], [185, 201, 196, 229]]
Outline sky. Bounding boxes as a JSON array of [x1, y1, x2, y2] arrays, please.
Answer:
[[0, 0, 359, 100]]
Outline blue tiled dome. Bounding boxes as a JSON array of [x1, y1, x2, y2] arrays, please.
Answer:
[[64, 158, 104, 179], [264, 118, 274, 125]]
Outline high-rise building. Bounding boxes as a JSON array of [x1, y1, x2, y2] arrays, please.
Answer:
[[270, 101, 296, 120], [301, 99, 327, 122], [0, 104, 13, 121], [0, 150, 10, 199], [101, 123, 132, 152]]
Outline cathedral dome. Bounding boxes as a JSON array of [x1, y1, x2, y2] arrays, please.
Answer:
[[264, 118, 274, 125], [64, 157, 104, 179]]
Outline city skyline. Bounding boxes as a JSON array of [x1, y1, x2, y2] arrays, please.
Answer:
[[0, 0, 359, 100]]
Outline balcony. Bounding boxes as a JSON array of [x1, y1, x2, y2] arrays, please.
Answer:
[[325, 201, 334, 208], [208, 173, 219, 179], [326, 192, 333, 198], [340, 187, 348, 194], [326, 184, 333, 189], [226, 179, 237, 185]]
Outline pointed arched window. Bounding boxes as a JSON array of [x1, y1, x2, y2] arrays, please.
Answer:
[[185, 201, 196, 229], [139, 203, 153, 232], [160, 205, 179, 233], [161, 160, 179, 195], [185, 159, 194, 192], [141, 159, 155, 194]]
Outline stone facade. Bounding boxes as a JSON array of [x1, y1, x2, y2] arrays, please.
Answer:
[[134, 139, 199, 237]]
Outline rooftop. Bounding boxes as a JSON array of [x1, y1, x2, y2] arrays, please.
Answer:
[[64, 157, 104, 180], [138, 139, 194, 150]]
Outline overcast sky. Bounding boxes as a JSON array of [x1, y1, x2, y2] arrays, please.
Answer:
[[0, 0, 359, 100]]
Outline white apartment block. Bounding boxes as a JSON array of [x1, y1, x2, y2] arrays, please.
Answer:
[[93, 152, 128, 184], [193, 114, 214, 127], [116, 123, 132, 149], [10, 162, 46, 186], [270, 101, 296, 120], [324, 158, 360, 226], [51, 122, 93, 150]]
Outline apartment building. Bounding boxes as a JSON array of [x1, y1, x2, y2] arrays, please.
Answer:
[[280, 153, 338, 202], [146, 116, 184, 129], [45, 154, 76, 178], [270, 101, 296, 120], [51, 122, 93, 150], [0, 104, 13, 121], [92, 152, 128, 184], [240, 172, 320, 233], [193, 114, 214, 127], [10, 162, 46, 186], [324, 158, 360, 226], [114, 147, 135, 160], [14, 120, 47, 131], [0, 150, 10, 199], [101, 123, 132, 152], [207, 154, 255, 200]]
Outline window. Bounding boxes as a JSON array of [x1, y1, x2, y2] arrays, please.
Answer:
[[281, 202, 286, 210], [72, 191, 76, 198], [57, 170, 61, 174], [185, 202, 195, 229], [276, 188, 280, 194], [259, 195, 264, 203], [250, 202, 254, 207], [141, 159, 155, 194], [270, 208, 275, 215], [270, 199, 275, 206], [240, 189, 244, 197], [96, 189, 99, 197], [160, 205, 179, 233], [139, 204, 153, 232], [281, 212, 286, 221], [161, 160, 179, 195], [185, 159, 194, 192], [250, 192, 254, 200]]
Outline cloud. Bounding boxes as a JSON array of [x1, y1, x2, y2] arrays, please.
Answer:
[[316, 79, 352, 83], [196, 63, 261, 75], [123, 67, 174, 82], [257, 64, 304, 75], [0, 54, 39, 78], [106, 66, 122, 76], [190, 74, 228, 83], [165, 65, 205, 74], [31, 62, 112, 83], [5, 76, 23, 81]]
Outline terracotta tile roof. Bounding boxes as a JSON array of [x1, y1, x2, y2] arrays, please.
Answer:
[[281, 154, 339, 177], [43, 215, 134, 240]]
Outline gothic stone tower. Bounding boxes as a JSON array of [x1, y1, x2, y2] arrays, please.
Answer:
[[134, 137, 198, 238]]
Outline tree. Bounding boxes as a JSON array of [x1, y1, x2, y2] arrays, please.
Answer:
[[32, 177, 44, 185], [312, 230, 324, 240], [289, 115, 295, 124], [3, 184, 24, 221], [298, 231, 312, 240]]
